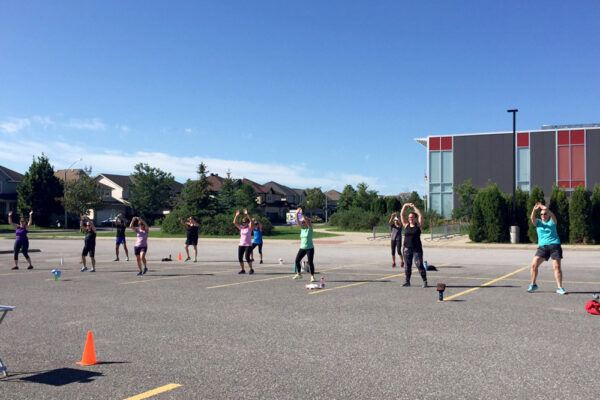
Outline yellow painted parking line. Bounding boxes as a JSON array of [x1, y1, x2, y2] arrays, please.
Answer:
[[309, 272, 406, 295], [120, 275, 195, 285], [123, 383, 181, 400], [442, 265, 530, 302], [207, 266, 346, 289]]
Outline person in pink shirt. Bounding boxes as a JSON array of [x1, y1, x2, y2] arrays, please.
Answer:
[[233, 209, 254, 275], [130, 216, 149, 276]]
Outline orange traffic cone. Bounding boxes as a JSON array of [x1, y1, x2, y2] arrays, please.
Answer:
[[76, 330, 98, 365], [178, 252, 182, 261]]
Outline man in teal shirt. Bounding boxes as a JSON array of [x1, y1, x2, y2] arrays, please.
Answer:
[[528, 202, 566, 294]]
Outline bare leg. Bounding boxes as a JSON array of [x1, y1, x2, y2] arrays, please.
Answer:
[[141, 251, 147, 269], [81, 256, 86, 268], [530, 256, 544, 285], [184, 244, 190, 258], [91, 257, 96, 269], [123, 243, 129, 258], [115, 243, 120, 259], [553, 259, 563, 288], [193, 245, 198, 261], [136, 254, 143, 271]]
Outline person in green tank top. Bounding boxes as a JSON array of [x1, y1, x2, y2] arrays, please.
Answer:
[[293, 207, 316, 282]]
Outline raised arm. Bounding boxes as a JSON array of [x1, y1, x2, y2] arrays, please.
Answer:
[[130, 216, 138, 231], [295, 207, 302, 226], [27, 210, 33, 228], [178, 217, 186, 227], [388, 212, 397, 225], [412, 204, 423, 228], [89, 220, 96, 233], [400, 204, 409, 227], [540, 204, 557, 225], [8, 211, 18, 229], [530, 203, 540, 226], [233, 210, 240, 228], [243, 209, 251, 224]]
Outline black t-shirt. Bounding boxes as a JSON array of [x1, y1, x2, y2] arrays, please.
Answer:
[[187, 225, 199, 239], [403, 225, 422, 251], [116, 225, 126, 238], [84, 230, 96, 246]]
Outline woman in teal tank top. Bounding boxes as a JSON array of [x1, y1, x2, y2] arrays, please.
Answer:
[[293, 207, 316, 282]]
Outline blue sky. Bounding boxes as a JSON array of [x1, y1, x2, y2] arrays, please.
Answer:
[[1, 1, 599, 195]]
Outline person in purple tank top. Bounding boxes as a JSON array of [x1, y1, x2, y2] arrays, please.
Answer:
[[233, 209, 254, 275], [130, 216, 149, 276], [8, 210, 34, 270]]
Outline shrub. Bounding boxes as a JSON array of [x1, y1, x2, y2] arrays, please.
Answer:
[[514, 188, 530, 243], [469, 184, 509, 242], [569, 186, 592, 244], [329, 207, 380, 231], [591, 185, 600, 244], [549, 185, 569, 244], [526, 186, 545, 243], [469, 194, 485, 242]]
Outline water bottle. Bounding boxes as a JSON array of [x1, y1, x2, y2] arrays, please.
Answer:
[[319, 277, 325, 289], [424, 260, 428, 271]]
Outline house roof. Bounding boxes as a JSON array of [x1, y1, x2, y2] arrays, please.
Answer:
[[206, 174, 226, 192], [55, 169, 85, 182], [262, 181, 295, 197], [324, 189, 341, 201], [292, 188, 306, 196], [0, 165, 24, 181], [242, 178, 267, 194], [99, 173, 134, 189]]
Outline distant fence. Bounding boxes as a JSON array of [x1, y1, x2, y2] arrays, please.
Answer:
[[369, 225, 391, 240], [429, 222, 470, 240]]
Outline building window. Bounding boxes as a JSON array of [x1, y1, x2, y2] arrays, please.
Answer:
[[517, 132, 530, 192], [103, 189, 111, 197], [429, 136, 453, 219], [557, 129, 586, 190]]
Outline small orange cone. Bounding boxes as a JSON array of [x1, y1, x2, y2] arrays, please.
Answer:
[[178, 252, 182, 261], [76, 330, 98, 366]]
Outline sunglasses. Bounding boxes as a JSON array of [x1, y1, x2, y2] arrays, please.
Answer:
[[540, 213, 548, 215]]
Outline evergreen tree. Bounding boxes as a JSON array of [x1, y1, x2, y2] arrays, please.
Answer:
[[480, 184, 509, 242], [370, 197, 387, 215], [549, 185, 569, 244], [385, 196, 402, 213], [569, 186, 592, 244], [62, 167, 103, 217], [301, 187, 326, 216], [590, 184, 600, 244], [234, 183, 259, 214], [337, 185, 356, 211], [17, 154, 63, 226], [514, 188, 530, 243], [406, 191, 425, 213], [353, 182, 377, 211], [217, 176, 240, 213], [452, 179, 478, 221], [469, 194, 485, 242], [179, 163, 216, 218], [129, 163, 175, 223], [526, 186, 545, 243]]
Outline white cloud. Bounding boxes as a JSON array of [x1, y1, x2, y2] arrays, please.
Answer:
[[184, 128, 192, 134], [0, 118, 31, 134], [65, 118, 106, 131], [32, 116, 56, 129]]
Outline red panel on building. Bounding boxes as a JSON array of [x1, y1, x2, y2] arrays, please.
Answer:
[[557, 147, 570, 180], [558, 130, 570, 145], [571, 181, 585, 188], [441, 136, 453, 150], [558, 181, 570, 188], [571, 130, 584, 144], [571, 145, 585, 180], [517, 132, 529, 147], [429, 137, 440, 151]]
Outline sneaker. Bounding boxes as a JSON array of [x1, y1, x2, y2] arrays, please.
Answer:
[[142, 267, 148, 275], [90, 268, 96, 272], [527, 284, 538, 293], [193, 259, 198, 263], [392, 263, 396, 268], [113, 258, 119, 262], [310, 275, 316, 282], [137, 271, 143, 276], [11, 265, 18, 270], [293, 273, 302, 280], [126, 256, 130, 261], [402, 282, 410, 287], [422, 281, 428, 288], [556, 287, 567, 295], [260, 260, 263, 264], [27, 265, 34, 270], [249, 269, 254, 275], [238, 269, 246, 274], [81, 266, 88, 272], [185, 257, 191, 262], [400, 262, 404, 268]]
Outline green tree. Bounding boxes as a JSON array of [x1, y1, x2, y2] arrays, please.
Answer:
[[514, 188, 530, 243], [569, 186, 592, 244], [217, 176, 240, 213], [301, 187, 326, 216], [591, 184, 600, 244], [178, 163, 216, 219], [17, 154, 63, 226], [452, 179, 478, 221], [385, 196, 402, 213], [337, 185, 356, 211], [405, 191, 425, 213], [526, 186, 545, 243], [370, 197, 387, 215], [234, 183, 259, 214], [469, 195, 485, 242], [353, 182, 377, 211], [549, 185, 569, 244], [62, 167, 103, 217], [479, 184, 509, 242], [129, 163, 175, 223]]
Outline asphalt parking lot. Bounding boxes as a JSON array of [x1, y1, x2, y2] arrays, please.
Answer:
[[1, 237, 599, 399]]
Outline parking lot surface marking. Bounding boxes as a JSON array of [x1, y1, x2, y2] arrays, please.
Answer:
[[442, 265, 530, 301], [122, 383, 181, 400]]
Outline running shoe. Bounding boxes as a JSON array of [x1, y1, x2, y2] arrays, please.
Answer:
[[400, 262, 404, 268], [142, 267, 148, 275], [238, 269, 246, 274], [310, 275, 316, 282], [392, 263, 396, 268], [422, 281, 428, 288], [81, 266, 88, 272], [90, 268, 96, 272], [185, 257, 191, 262], [249, 269, 254, 275], [126, 256, 130, 261], [113, 258, 119, 262], [193, 259, 198, 263], [527, 284, 538, 293], [293, 273, 302, 280], [402, 282, 410, 287], [11, 265, 18, 270], [260, 260, 263, 264], [137, 271, 143, 276], [27, 265, 34, 270], [556, 287, 567, 295]]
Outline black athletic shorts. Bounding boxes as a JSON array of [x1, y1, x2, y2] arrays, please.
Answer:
[[535, 244, 563, 260], [186, 236, 198, 246], [82, 245, 96, 258]]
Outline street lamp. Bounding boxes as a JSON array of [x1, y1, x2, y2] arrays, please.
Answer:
[[64, 158, 82, 229], [507, 109, 518, 243]]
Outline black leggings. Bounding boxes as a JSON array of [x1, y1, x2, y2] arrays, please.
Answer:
[[391, 240, 402, 256], [295, 248, 315, 275], [238, 246, 252, 263], [403, 247, 426, 283], [251, 242, 263, 255], [14, 240, 30, 261]]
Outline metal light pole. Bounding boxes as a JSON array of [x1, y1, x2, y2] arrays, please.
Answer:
[[64, 158, 82, 228], [507, 109, 518, 242]]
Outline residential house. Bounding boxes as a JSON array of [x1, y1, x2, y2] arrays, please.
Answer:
[[0, 165, 23, 221]]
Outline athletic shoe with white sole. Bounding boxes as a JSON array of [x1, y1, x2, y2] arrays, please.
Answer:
[[293, 273, 302, 280], [556, 287, 567, 295], [527, 284, 538, 293]]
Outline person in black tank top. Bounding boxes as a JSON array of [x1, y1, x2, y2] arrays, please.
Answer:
[[80, 215, 97, 272], [179, 216, 199, 262], [400, 203, 427, 287], [113, 213, 129, 262], [388, 212, 404, 268]]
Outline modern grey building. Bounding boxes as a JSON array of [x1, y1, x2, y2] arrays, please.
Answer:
[[417, 124, 600, 219]]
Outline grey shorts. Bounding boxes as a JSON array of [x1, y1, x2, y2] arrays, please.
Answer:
[[535, 244, 563, 261]]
